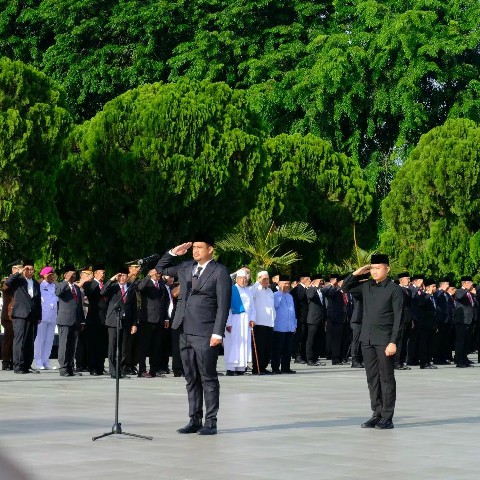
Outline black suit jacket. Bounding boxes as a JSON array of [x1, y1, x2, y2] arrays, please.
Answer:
[[291, 285, 309, 325], [414, 292, 436, 329], [4, 273, 41, 321], [306, 287, 326, 325], [434, 290, 450, 325], [453, 288, 476, 325], [137, 276, 169, 324], [155, 252, 231, 338], [321, 285, 347, 324], [83, 280, 107, 326], [55, 281, 85, 327], [101, 281, 138, 329]]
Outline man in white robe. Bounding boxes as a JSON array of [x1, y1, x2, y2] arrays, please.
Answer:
[[224, 269, 256, 375]]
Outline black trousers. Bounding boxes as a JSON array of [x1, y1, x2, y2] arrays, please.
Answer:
[[293, 322, 307, 360], [271, 331, 294, 372], [395, 321, 410, 366], [1, 318, 14, 363], [86, 324, 106, 374], [58, 325, 78, 374], [171, 327, 184, 374], [432, 323, 451, 362], [107, 326, 129, 375], [12, 317, 36, 372], [180, 332, 220, 422], [418, 326, 434, 366], [252, 325, 273, 372], [306, 323, 321, 362], [138, 322, 162, 374], [328, 322, 344, 363], [350, 322, 362, 362], [159, 325, 171, 371], [75, 326, 88, 370], [361, 341, 396, 420], [407, 323, 419, 364], [455, 324, 470, 366]]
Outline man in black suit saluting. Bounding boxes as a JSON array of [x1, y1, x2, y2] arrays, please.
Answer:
[[155, 235, 231, 435]]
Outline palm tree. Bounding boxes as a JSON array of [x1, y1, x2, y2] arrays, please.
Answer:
[[216, 219, 317, 271]]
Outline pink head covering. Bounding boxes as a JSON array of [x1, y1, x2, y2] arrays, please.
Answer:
[[40, 266, 54, 277]]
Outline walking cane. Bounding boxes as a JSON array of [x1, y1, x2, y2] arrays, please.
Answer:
[[251, 327, 261, 375]]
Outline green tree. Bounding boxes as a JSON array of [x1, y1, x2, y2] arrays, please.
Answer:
[[0, 57, 72, 269], [251, 133, 373, 272], [380, 118, 480, 279], [216, 219, 317, 272], [57, 79, 267, 267]]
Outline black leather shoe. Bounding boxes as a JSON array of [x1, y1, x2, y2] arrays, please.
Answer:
[[281, 369, 296, 374], [226, 370, 236, 376], [294, 357, 306, 364], [351, 363, 364, 368], [59, 371, 70, 377], [456, 364, 467, 368], [271, 370, 282, 374], [90, 371, 99, 376], [197, 421, 217, 435], [173, 371, 185, 377], [375, 418, 394, 429], [361, 416, 381, 428], [261, 369, 273, 375], [177, 419, 202, 434]]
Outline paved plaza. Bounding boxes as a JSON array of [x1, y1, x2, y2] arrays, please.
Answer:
[[1, 360, 479, 480]]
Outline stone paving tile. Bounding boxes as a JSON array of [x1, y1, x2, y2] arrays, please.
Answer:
[[1, 358, 479, 479]]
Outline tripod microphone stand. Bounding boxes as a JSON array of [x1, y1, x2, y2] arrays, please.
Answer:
[[92, 286, 152, 441]]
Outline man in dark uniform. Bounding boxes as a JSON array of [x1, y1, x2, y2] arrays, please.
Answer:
[[4, 259, 41, 374], [453, 276, 476, 368], [407, 274, 424, 366], [290, 273, 311, 364], [1, 260, 24, 370], [305, 274, 326, 366], [395, 272, 412, 370], [342, 254, 403, 430], [322, 274, 348, 365], [155, 236, 231, 435], [136, 268, 170, 378], [101, 267, 138, 378], [56, 264, 87, 377], [433, 277, 453, 365], [415, 279, 438, 369], [83, 264, 108, 375], [350, 274, 370, 368]]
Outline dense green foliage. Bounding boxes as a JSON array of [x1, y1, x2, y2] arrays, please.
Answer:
[[1, 0, 479, 167], [1, 1, 480, 275], [0, 57, 71, 265], [381, 118, 480, 279]]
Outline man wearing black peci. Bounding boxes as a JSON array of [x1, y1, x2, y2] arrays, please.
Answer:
[[4, 259, 42, 374], [155, 235, 231, 435], [342, 254, 403, 430]]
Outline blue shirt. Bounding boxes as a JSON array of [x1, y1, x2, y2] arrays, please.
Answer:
[[273, 291, 297, 332]]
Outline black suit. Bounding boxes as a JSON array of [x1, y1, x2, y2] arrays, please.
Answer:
[[83, 280, 108, 374], [291, 284, 309, 361], [407, 285, 421, 365], [395, 286, 412, 367], [4, 273, 41, 373], [321, 285, 348, 363], [350, 295, 363, 364], [55, 281, 85, 375], [155, 252, 231, 424], [305, 287, 326, 362], [137, 276, 170, 375], [432, 290, 452, 363], [101, 281, 138, 375], [415, 292, 436, 366], [453, 288, 476, 366]]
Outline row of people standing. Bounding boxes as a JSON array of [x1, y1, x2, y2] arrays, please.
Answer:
[[1, 260, 181, 377]]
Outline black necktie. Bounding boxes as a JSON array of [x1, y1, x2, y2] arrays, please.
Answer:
[[192, 266, 203, 289]]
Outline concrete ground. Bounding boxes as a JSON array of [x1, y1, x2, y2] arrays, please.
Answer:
[[0, 359, 479, 480]]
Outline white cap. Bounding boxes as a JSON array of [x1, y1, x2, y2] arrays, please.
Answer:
[[257, 270, 269, 278], [236, 269, 248, 277]]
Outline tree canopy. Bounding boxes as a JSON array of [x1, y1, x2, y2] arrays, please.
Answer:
[[380, 118, 480, 279], [0, 57, 71, 268]]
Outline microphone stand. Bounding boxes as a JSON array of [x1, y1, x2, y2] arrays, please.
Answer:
[[92, 280, 152, 441]]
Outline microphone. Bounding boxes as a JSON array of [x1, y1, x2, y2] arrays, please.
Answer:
[[126, 253, 160, 266]]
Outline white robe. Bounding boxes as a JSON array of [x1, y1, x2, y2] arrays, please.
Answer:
[[224, 285, 256, 371]]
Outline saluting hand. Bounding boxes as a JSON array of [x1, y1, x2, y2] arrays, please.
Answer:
[[353, 265, 371, 276], [171, 242, 192, 256]]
